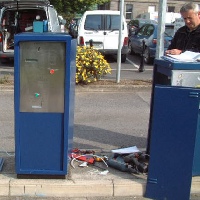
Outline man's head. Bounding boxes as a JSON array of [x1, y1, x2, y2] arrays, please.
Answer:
[[180, 2, 200, 31]]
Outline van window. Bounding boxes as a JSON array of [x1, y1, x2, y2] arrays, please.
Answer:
[[105, 15, 124, 30], [84, 15, 103, 30], [84, 14, 124, 31]]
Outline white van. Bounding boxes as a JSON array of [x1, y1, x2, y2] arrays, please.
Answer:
[[0, 0, 66, 63], [77, 10, 129, 62]]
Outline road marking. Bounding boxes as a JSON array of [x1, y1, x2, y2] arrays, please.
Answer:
[[126, 58, 153, 71], [126, 58, 139, 69]]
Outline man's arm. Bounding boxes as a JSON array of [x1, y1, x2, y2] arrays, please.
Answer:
[[165, 49, 182, 55]]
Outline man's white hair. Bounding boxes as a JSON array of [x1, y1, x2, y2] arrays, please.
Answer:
[[180, 2, 199, 13]]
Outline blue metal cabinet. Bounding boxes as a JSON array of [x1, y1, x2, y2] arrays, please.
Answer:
[[145, 85, 200, 200], [147, 59, 200, 176], [14, 33, 76, 176]]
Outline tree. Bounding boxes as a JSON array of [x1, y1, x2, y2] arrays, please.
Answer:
[[50, 0, 110, 26], [50, 0, 110, 16]]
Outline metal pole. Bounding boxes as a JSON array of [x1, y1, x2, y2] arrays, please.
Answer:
[[116, 0, 124, 83], [146, 0, 167, 155], [156, 0, 167, 59], [139, 40, 145, 72]]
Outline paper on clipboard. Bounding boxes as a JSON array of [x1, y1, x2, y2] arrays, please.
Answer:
[[163, 51, 200, 62], [111, 146, 140, 154]]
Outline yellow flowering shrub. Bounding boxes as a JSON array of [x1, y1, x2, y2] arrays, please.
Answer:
[[76, 46, 111, 84]]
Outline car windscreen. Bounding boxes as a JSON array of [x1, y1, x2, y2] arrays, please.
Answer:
[[165, 26, 174, 37], [84, 14, 124, 31]]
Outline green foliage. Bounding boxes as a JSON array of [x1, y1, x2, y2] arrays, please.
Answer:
[[50, 0, 110, 15], [76, 46, 111, 84], [49, 0, 110, 28]]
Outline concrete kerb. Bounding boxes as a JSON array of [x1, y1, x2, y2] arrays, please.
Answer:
[[0, 173, 200, 198], [0, 174, 146, 198], [0, 84, 14, 91]]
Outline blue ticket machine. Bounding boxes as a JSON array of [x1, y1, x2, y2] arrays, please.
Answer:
[[14, 33, 76, 177]]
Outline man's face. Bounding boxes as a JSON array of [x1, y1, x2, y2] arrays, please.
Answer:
[[181, 10, 200, 31]]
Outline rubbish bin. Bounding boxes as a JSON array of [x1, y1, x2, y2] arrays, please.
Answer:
[[145, 59, 200, 199], [14, 32, 76, 178]]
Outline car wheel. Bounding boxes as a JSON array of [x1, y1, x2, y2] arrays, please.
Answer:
[[121, 54, 126, 63], [144, 47, 153, 64]]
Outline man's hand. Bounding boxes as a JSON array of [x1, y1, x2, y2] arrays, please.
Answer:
[[165, 49, 182, 55]]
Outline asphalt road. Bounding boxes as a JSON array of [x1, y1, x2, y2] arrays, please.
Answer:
[[74, 88, 151, 151]]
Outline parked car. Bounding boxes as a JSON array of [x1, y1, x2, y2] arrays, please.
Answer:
[[68, 17, 81, 38], [77, 10, 129, 63], [0, 0, 66, 63], [127, 19, 157, 35], [128, 23, 174, 64]]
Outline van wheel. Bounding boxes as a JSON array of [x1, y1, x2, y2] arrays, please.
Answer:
[[121, 54, 126, 63]]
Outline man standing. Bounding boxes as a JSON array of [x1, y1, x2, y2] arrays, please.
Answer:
[[166, 2, 200, 55]]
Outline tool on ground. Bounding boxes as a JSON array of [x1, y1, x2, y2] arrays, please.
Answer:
[[107, 152, 149, 174]]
